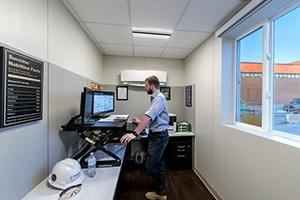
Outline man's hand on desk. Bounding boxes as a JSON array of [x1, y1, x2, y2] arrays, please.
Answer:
[[121, 115, 150, 143], [120, 133, 136, 143]]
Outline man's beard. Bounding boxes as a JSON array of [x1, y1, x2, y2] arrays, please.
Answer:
[[147, 89, 153, 95]]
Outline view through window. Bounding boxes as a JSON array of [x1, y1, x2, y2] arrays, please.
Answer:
[[236, 28, 263, 127], [273, 6, 300, 135]]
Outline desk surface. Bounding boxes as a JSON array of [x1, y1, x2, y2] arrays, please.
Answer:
[[22, 144, 126, 200], [169, 131, 195, 137], [136, 131, 195, 139]]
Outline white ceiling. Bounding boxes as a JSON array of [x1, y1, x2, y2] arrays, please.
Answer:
[[63, 0, 249, 59]]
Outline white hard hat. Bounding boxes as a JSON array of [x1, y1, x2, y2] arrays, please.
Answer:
[[48, 158, 85, 190]]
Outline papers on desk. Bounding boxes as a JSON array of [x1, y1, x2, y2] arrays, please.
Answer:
[[97, 114, 129, 122]]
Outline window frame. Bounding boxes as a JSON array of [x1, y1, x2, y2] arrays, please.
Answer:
[[233, 0, 300, 141]]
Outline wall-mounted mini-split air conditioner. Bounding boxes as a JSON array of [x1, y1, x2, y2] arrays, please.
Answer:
[[120, 70, 167, 86]]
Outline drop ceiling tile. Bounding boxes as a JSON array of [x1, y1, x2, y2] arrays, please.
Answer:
[[134, 46, 164, 57], [131, 0, 189, 30], [66, 0, 130, 25], [133, 37, 169, 47], [162, 48, 193, 59], [167, 31, 210, 49], [177, 0, 241, 32], [101, 44, 133, 56], [85, 23, 131, 45]]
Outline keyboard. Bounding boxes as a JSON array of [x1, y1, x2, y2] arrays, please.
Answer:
[[111, 114, 129, 120], [97, 114, 129, 122]]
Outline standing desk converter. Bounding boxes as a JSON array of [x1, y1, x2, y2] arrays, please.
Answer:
[[62, 117, 128, 168]]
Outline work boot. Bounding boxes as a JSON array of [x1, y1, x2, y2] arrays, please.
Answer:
[[145, 191, 167, 200]]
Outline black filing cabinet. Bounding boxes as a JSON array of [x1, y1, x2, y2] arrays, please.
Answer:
[[166, 136, 193, 170]]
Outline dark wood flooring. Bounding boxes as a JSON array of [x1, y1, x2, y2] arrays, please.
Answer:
[[116, 168, 215, 200]]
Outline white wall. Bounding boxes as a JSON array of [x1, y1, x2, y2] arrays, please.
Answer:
[[0, 0, 48, 60], [185, 35, 300, 199], [0, 0, 103, 199], [185, 37, 215, 185], [48, 0, 103, 82], [102, 55, 185, 86]]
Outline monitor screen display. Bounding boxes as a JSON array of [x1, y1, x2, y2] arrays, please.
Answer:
[[93, 91, 114, 115]]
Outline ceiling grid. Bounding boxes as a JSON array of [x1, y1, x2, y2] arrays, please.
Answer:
[[63, 0, 249, 59]]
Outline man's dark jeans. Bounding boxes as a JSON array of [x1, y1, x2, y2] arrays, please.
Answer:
[[146, 130, 169, 196]]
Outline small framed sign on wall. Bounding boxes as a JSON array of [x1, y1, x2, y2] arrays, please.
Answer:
[[185, 85, 192, 107], [160, 86, 171, 100], [116, 86, 128, 100]]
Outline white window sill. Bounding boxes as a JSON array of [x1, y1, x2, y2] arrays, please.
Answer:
[[222, 123, 300, 149]]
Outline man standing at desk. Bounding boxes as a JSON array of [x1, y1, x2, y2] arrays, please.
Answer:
[[120, 75, 169, 200]]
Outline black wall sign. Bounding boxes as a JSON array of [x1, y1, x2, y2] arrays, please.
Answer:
[[185, 85, 192, 107], [0, 47, 43, 128]]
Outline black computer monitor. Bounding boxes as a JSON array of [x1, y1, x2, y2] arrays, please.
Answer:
[[80, 87, 94, 124], [92, 91, 114, 116]]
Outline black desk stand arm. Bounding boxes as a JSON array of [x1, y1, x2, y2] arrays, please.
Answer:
[[76, 131, 121, 167]]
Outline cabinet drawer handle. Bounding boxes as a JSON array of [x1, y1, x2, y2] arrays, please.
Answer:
[[177, 149, 185, 152], [177, 154, 186, 158], [177, 145, 186, 148]]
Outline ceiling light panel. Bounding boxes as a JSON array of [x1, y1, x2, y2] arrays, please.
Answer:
[[132, 32, 170, 40], [132, 27, 172, 40], [131, 0, 189, 30], [66, 0, 130, 25], [132, 27, 172, 34]]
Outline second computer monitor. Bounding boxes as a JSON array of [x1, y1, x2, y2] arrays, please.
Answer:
[[80, 87, 94, 124], [93, 91, 114, 116]]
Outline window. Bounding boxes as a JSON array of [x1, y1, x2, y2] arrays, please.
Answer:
[[232, 3, 300, 138], [273, 6, 300, 136], [236, 28, 263, 127]]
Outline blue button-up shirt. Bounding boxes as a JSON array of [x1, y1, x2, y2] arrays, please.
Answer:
[[144, 90, 169, 132]]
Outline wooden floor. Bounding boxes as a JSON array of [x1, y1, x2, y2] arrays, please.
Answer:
[[117, 168, 215, 200]]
